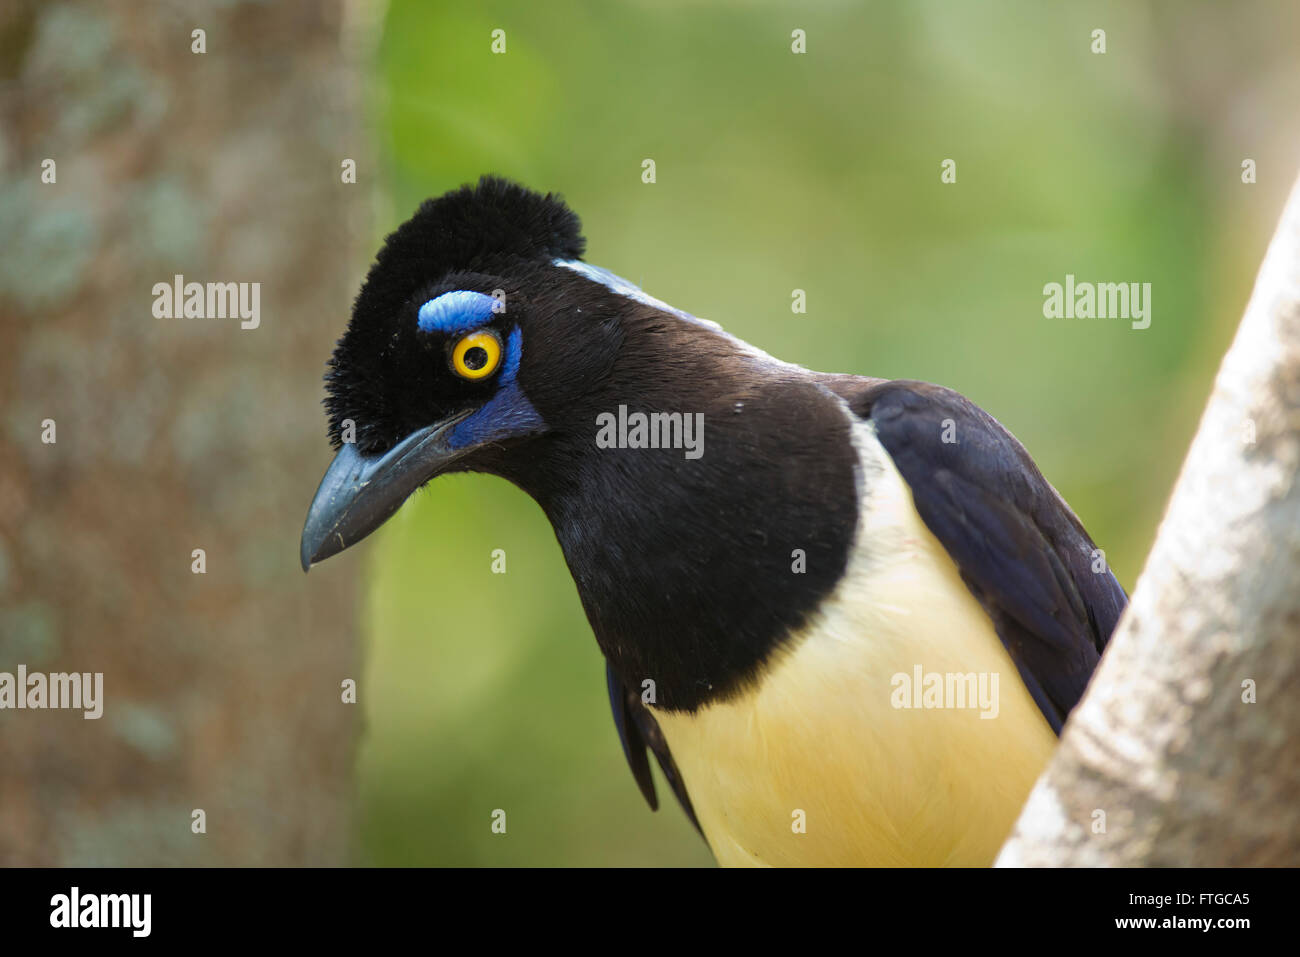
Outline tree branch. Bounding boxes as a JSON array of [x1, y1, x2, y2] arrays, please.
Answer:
[[997, 173, 1300, 866]]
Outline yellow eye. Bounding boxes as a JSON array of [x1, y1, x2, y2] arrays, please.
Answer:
[[451, 330, 502, 380]]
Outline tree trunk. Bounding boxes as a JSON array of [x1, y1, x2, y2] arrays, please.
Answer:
[[0, 0, 367, 865], [997, 173, 1300, 867]]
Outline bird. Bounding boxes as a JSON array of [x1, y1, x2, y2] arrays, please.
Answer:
[[301, 175, 1127, 867]]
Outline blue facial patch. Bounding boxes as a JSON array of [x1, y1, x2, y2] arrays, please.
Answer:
[[448, 327, 545, 449], [417, 290, 499, 336]]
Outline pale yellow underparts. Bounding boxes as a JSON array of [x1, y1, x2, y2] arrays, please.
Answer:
[[651, 418, 1057, 867]]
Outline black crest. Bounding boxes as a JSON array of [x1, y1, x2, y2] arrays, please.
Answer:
[[323, 176, 585, 451], [387, 175, 585, 272]]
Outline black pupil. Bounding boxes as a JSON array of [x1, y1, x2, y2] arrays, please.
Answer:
[[464, 346, 489, 371]]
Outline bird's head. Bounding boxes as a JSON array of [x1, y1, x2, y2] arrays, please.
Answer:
[[301, 176, 860, 710], [300, 175, 648, 570]]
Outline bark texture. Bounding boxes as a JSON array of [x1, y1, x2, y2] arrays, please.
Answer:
[[998, 173, 1300, 867], [0, 0, 368, 864]]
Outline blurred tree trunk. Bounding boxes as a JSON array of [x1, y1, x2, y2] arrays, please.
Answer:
[[0, 0, 370, 864], [997, 173, 1300, 866]]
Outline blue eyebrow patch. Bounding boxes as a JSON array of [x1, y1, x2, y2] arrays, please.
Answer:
[[417, 290, 499, 335]]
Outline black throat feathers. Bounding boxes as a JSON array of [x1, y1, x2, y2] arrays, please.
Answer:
[[494, 304, 860, 713]]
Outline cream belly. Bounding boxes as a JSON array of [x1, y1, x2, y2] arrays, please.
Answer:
[[651, 419, 1058, 867]]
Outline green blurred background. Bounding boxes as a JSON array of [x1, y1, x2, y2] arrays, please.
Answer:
[[352, 1, 1300, 864], [13, 0, 1291, 870]]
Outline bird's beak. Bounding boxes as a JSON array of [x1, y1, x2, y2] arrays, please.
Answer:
[[299, 411, 472, 571]]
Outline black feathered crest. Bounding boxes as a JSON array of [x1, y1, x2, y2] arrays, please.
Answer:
[[321, 176, 585, 452]]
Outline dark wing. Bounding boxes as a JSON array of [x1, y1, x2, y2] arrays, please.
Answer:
[[606, 663, 701, 833], [825, 377, 1127, 733]]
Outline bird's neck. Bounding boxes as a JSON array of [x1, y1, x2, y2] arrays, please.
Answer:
[[512, 357, 861, 713]]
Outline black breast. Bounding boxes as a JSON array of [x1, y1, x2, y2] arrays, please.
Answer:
[[512, 314, 860, 713]]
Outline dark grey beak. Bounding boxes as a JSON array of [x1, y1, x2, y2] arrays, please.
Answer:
[[300, 413, 471, 571]]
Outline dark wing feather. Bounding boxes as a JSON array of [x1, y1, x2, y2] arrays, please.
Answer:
[[606, 663, 701, 833], [826, 378, 1127, 732]]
